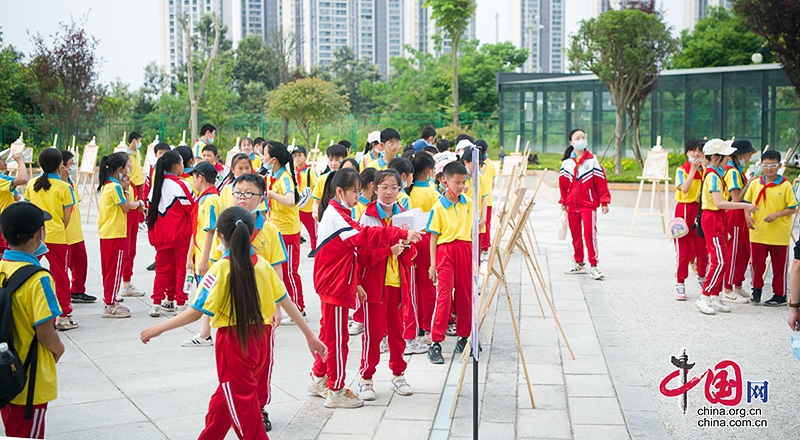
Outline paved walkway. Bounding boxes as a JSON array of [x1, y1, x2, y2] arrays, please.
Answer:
[[7, 190, 795, 439]]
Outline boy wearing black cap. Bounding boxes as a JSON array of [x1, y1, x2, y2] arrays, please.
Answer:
[[0, 202, 65, 438], [722, 139, 757, 304]]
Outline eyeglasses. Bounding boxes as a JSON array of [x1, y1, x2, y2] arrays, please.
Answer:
[[762, 163, 780, 169], [385, 140, 402, 148], [377, 185, 401, 192], [232, 191, 260, 199]]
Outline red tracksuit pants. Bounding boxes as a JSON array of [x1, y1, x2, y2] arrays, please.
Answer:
[[701, 210, 728, 297], [674, 202, 708, 283], [299, 211, 318, 250], [431, 240, 472, 343], [44, 243, 71, 316], [405, 234, 435, 339], [1, 402, 48, 439], [312, 302, 350, 391], [479, 205, 492, 252], [282, 233, 304, 311], [198, 325, 271, 440], [359, 286, 407, 380], [751, 243, 789, 295], [67, 241, 88, 294], [152, 241, 190, 305], [568, 209, 599, 267], [122, 208, 142, 283], [724, 209, 750, 290], [100, 238, 125, 305]]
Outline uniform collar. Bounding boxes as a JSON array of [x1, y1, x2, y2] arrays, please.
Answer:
[[359, 195, 370, 205], [106, 176, 121, 184], [220, 247, 256, 259], [760, 175, 785, 185], [376, 201, 401, 219], [46, 172, 61, 179], [413, 180, 430, 187], [249, 152, 257, 160], [439, 194, 467, 208], [274, 166, 287, 179], [198, 186, 219, 202], [254, 212, 265, 229], [2, 249, 41, 266]]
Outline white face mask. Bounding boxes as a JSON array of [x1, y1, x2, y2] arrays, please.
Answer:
[[209, 137, 215, 144], [136, 141, 142, 149], [573, 140, 588, 151]]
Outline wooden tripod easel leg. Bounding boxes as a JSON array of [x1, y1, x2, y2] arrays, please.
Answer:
[[630, 178, 646, 236]]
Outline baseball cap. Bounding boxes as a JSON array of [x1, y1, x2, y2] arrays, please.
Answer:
[[703, 139, 737, 156], [455, 139, 474, 154], [413, 139, 432, 153], [193, 161, 218, 180], [368, 131, 381, 144], [1, 201, 51, 240], [292, 146, 308, 155], [435, 158, 454, 175]]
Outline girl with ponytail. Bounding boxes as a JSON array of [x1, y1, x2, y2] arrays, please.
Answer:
[[97, 152, 144, 318], [141, 206, 326, 440], [24, 148, 77, 329], [147, 150, 196, 317], [263, 141, 305, 324]]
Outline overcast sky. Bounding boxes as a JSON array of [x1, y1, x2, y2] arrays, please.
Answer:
[[2, 0, 684, 89]]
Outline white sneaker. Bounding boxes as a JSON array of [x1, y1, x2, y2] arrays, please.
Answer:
[[404, 338, 429, 355], [149, 305, 163, 317], [675, 283, 686, 301], [390, 375, 413, 396], [709, 297, 730, 313], [120, 283, 145, 297], [324, 388, 363, 408], [306, 375, 329, 398], [102, 303, 131, 318], [380, 336, 388, 354], [564, 263, 586, 275], [421, 332, 432, 345], [695, 296, 716, 315], [138, 222, 148, 233], [55, 316, 79, 331], [589, 266, 605, 280], [174, 304, 188, 315], [348, 321, 364, 335], [280, 316, 295, 325], [359, 378, 376, 401], [182, 334, 213, 347], [722, 289, 749, 304], [697, 277, 706, 288]]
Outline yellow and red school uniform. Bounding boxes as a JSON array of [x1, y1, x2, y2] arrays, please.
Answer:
[[366, 153, 400, 171], [65, 177, 88, 296], [148, 173, 195, 306], [210, 212, 288, 268], [0, 250, 61, 439], [464, 171, 489, 234], [674, 162, 707, 284], [248, 152, 262, 174], [268, 166, 304, 312], [359, 150, 380, 170], [0, 173, 18, 253], [699, 166, 730, 297], [480, 159, 497, 251], [296, 164, 318, 250], [743, 175, 798, 296], [723, 162, 749, 290], [122, 149, 145, 284], [191, 253, 286, 439], [426, 194, 473, 343], [190, 187, 222, 269], [98, 177, 129, 305], [357, 201, 416, 379], [24, 173, 75, 317], [404, 180, 440, 339]]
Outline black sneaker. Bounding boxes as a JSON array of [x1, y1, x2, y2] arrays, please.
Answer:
[[161, 301, 175, 313], [147, 261, 156, 271], [751, 288, 762, 303], [300, 236, 307, 244], [307, 251, 315, 258], [455, 337, 468, 353], [764, 295, 787, 307], [428, 342, 444, 364], [71, 292, 97, 303], [261, 408, 272, 432]]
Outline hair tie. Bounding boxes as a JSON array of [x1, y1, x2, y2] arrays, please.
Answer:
[[235, 219, 243, 226]]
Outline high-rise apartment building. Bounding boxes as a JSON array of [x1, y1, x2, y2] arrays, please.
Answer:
[[510, 0, 565, 73], [587, 0, 655, 17], [160, 0, 226, 83], [683, 0, 733, 29]]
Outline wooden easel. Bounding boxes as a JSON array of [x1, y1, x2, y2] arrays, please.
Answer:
[[5, 133, 35, 180], [308, 134, 322, 167], [77, 137, 100, 223], [630, 136, 670, 235]]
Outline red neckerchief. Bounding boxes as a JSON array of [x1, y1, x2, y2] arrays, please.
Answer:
[[296, 164, 309, 188], [704, 167, 728, 193], [724, 162, 748, 185], [680, 161, 703, 180], [191, 186, 220, 248], [755, 175, 783, 206], [213, 162, 224, 172], [572, 150, 593, 176], [364, 200, 406, 227]]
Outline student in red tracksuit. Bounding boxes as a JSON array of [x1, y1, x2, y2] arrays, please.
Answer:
[[143, 142, 172, 273], [695, 139, 757, 315], [722, 139, 757, 303], [141, 206, 325, 440], [357, 169, 417, 401], [558, 128, 611, 280], [147, 150, 195, 316], [673, 138, 708, 301], [305, 168, 421, 409]]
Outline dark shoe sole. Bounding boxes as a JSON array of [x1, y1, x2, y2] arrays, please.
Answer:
[[763, 301, 786, 307], [428, 355, 444, 364], [146, 262, 156, 271]]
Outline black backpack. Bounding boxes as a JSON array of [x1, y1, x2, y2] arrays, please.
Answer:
[[0, 265, 48, 419]]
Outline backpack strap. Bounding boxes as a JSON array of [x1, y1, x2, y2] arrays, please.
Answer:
[[3, 265, 47, 420]]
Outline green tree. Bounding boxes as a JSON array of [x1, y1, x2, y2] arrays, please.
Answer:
[[178, 12, 223, 142], [312, 46, 382, 114], [424, 0, 477, 126], [267, 78, 349, 150], [672, 7, 772, 69], [0, 30, 31, 127], [457, 41, 528, 113], [234, 34, 280, 110], [569, 9, 677, 173]]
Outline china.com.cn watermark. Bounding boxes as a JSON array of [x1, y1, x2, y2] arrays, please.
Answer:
[[658, 349, 769, 428]]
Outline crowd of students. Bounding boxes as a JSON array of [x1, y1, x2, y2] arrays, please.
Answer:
[[1, 125, 498, 438]]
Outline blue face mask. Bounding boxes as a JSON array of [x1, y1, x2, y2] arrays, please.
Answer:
[[427, 177, 434, 186], [438, 183, 446, 194], [249, 206, 261, 215], [34, 241, 48, 258], [183, 167, 193, 174], [402, 180, 408, 189], [573, 140, 588, 151]]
